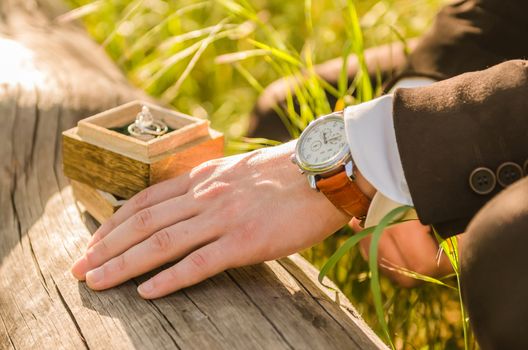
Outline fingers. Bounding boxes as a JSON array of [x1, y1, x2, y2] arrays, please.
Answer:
[[85, 217, 219, 290], [72, 192, 197, 280], [349, 217, 369, 258], [137, 238, 232, 299], [87, 174, 191, 249], [349, 217, 363, 233]]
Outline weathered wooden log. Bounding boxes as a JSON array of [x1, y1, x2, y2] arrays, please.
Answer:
[[0, 1, 387, 349]]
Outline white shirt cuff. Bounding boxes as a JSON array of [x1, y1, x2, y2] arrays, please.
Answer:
[[343, 77, 435, 206]]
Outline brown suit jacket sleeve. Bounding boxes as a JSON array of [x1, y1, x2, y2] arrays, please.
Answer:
[[396, 0, 528, 82], [393, 60, 528, 237]]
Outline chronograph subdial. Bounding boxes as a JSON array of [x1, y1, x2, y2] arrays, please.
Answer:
[[310, 140, 322, 152]]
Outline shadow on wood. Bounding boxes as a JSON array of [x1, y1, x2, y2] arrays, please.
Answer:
[[0, 1, 386, 349]]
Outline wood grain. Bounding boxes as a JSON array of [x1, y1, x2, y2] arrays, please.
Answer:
[[0, 1, 386, 349], [63, 128, 150, 199]]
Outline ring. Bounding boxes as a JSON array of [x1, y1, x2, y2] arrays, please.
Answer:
[[128, 106, 168, 138]]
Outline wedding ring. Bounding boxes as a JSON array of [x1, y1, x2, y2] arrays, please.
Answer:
[[128, 106, 168, 138]]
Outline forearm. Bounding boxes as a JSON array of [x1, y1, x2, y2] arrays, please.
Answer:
[[394, 60, 528, 237]]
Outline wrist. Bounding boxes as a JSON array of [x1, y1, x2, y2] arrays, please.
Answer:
[[292, 112, 373, 218], [354, 168, 377, 200]]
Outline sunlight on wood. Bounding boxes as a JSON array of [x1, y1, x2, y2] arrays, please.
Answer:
[[0, 39, 45, 87]]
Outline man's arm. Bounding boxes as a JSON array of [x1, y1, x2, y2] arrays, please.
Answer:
[[394, 60, 528, 237], [342, 61, 527, 285], [70, 141, 373, 298]]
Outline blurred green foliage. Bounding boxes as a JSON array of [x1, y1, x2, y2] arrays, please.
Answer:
[[66, 0, 442, 141], [64, 0, 477, 348]]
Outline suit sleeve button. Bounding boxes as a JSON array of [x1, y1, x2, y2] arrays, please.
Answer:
[[469, 167, 496, 195], [496, 162, 523, 187]]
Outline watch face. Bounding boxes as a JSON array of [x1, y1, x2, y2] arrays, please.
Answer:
[[296, 114, 349, 173]]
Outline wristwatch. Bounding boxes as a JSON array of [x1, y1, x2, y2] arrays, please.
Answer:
[[291, 111, 371, 218]]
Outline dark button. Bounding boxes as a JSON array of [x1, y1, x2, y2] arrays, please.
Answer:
[[496, 162, 523, 187], [469, 167, 496, 195]]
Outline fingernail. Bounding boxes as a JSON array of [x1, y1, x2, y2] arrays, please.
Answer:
[[86, 267, 104, 286], [138, 280, 154, 296]]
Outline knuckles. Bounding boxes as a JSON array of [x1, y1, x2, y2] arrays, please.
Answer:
[[150, 228, 173, 252], [189, 251, 208, 270], [192, 181, 232, 201], [131, 188, 151, 212], [116, 254, 127, 272], [133, 208, 153, 231], [190, 160, 218, 180]]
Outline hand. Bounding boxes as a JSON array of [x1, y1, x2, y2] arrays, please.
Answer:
[[349, 218, 455, 288], [71, 141, 350, 299]]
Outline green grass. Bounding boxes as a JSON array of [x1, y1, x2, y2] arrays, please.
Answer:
[[65, 0, 443, 142], [63, 0, 477, 348]]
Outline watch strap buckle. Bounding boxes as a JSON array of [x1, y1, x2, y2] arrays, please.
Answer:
[[345, 161, 356, 181]]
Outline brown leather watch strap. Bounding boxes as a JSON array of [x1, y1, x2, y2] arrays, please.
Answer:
[[316, 170, 371, 218]]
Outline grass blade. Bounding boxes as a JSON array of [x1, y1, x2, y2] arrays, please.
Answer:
[[379, 260, 457, 290], [344, 0, 373, 102], [56, 0, 104, 23], [369, 205, 413, 348], [338, 40, 353, 97], [248, 39, 302, 67], [161, 19, 229, 102], [118, 2, 211, 64], [102, 0, 145, 48], [318, 227, 375, 288], [433, 228, 469, 349], [215, 49, 268, 64]]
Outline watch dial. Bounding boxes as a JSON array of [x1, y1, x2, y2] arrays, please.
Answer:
[[299, 117, 347, 166]]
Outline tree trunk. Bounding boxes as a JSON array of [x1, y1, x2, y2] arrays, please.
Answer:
[[0, 1, 386, 349]]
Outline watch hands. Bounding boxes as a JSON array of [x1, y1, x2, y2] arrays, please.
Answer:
[[328, 136, 341, 144]]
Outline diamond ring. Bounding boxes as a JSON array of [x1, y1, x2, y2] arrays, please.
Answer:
[[128, 106, 168, 138]]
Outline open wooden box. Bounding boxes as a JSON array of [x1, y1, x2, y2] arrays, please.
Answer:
[[63, 100, 224, 200]]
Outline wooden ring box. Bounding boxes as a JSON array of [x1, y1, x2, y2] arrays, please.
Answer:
[[63, 100, 224, 222]]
